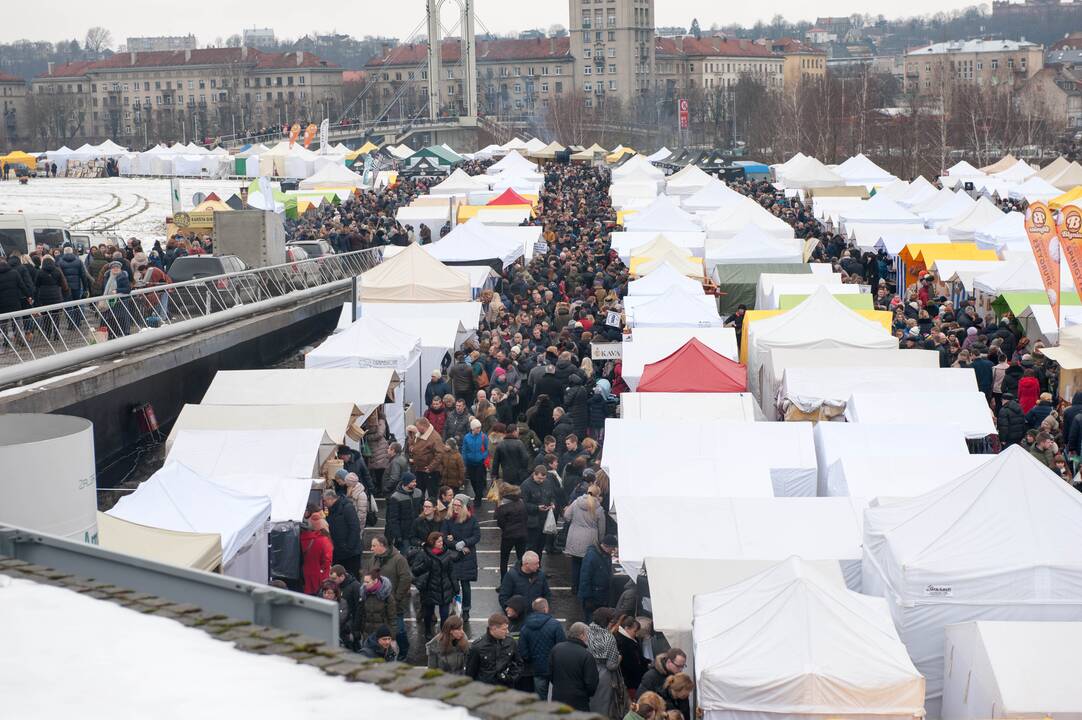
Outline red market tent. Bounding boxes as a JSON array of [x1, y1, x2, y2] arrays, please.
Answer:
[[638, 338, 747, 393], [487, 188, 532, 206]]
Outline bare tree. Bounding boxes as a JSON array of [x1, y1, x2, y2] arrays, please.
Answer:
[[84, 27, 113, 54]]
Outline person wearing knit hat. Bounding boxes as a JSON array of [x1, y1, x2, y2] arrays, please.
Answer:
[[443, 491, 481, 622], [359, 623, 398, 661]]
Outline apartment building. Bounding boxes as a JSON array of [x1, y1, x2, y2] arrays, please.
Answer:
[[770, 38, 828, 88], [33, 48, 342, 143], [1020, 66, 1082, 128], [653, 36, 784, 98], [568, 0, 656, 107], [903, 38, 1044, 94], [364, 37, 574, 119], [0, 72, 28, 150]]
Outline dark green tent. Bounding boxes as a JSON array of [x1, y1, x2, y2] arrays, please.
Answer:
[[712, 263, 812, 315]]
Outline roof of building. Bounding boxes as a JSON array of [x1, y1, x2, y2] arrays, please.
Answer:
[[1051, 32, 1082, 52], [0, 71, 24, 83], [37, 48, 337, 78], [655, 36, 778, 59], [1049, 49, 1082, 66], [907, 38, 1042, 56], [366, 37, 571, 68], [771, 38, 827, 55], [342, 70, 367, 83]]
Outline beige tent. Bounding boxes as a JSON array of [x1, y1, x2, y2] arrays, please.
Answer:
[[1050, 161, 1082, 191], [1041, 325, 1082, 400], [630, 250, 705, 278], [531, 141, 566, 160], [1037, 156, 1071, 183], [571, 143, 608, 161], [166, 402, 358, 451], [97, 512, 222, 572], [629, 234, 693, 260], [980, 154, 1019, 174], [359, 243, 471, 302]]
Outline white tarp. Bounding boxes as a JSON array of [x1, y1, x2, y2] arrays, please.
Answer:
[[618, 392, 761, 421], [359, 243, 471, 303], [813, 422, 972, 496], [426, 219, 524, 269], [204, 473, 313, 523], [611, 231, 706, 262], [699, 201, 796, 240], [705, 226, 803, 270], [167, 428, 329, 479], [834, 153, 899, 187], [166, 402, 355, 450], [298, 163, 363, 190], [623, 196, 702, 233], [754, 273, 841, 310], [107, 462, 271, 582], [863, 446, 1082, 715], [693, 557, 924, 720], [781, 366, 978, 417], [609, 458, 774, 508], [603, 419, 816, 497], [682, 179, 748, 212], [620, 326, 738, 390], [845, 391, 996, 439], [626, 285, 722, 328], [351, 301, 482, 333], [825, 454, 991, 501], [616, 496, 866, 587], [942, 621, 1082, 720], [626, 262, 705, 296]]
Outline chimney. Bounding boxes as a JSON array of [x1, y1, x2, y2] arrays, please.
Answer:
[[184, 48, 191, 62], [675, 36, 684, 52], [47, 61, 54, 76], [241, 46, 248, 60], [550, 37, 555, 53], [296, 51, 304, 66], [130, 51, 136, 66]]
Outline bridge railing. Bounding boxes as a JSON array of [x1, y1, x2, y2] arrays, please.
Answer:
[[0, 247, 383, 368]]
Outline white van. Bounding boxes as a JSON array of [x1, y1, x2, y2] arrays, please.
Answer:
[[0, 214, 73, 255]]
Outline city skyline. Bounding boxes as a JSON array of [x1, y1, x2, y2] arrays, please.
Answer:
[[5, 0, 985, 45]]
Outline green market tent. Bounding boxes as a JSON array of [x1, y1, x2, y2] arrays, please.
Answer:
[[778, 293, 873, 310], [992, 292, 1082, 317], [712, 263, 812, 315]]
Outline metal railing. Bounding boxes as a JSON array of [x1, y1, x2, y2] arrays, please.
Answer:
[[0, 247, 383, 367]]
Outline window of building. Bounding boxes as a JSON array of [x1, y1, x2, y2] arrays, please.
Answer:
[[584, 81, 593, 91], [514, 66, 521, 76], [595, 31, 602, 41], [515, 99, 523, 108], [555, 81, 563, 93], [447, 68, 455, 79], [514, 82, 522, 93], [542, 66, 550, 75], [188, 79, 194, 89], [541, 82, 549, 92], [287, 76, 294, 85], [609, 64, 615, 73], [608, 31, 615, 41], [584, 66, 591, 75], [408, 71, 415, 80], [608, 80, 616, 90], [608, 47, 616, 57], [585, 48, 592, 58], [299, 76, 305, 85], [585, 98, 593, 108], [583, 31, 590, 42], [555, 66, 562, 75], [991, 59, 998, 69], [448, 84, 455, 95], [198, 79, 205, 89]]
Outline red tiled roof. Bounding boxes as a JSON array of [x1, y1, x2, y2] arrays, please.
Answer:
[[367, 37, 571, 68], [342, 70, 368, 83], [655, 36, 777, 59], [37, 48, 337, 78], [0, 71, 24, 83], [770, 37, 825, 54]]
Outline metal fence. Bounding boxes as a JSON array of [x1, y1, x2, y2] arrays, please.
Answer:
[[0, 248, 383, 367]]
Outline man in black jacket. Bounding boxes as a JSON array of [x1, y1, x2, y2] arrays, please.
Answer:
[[492, 424, 532, 485], [385, 473, 423, 553], [498, 551, 552, 611], [548, 623, 599, 711], [323, 490, 362, 577], [330, 564, 364, 649], [997, 393, 1026, 447], [466, 613, 523, 687], [637, 648, 687, 698], [448, 352, 475, 402]]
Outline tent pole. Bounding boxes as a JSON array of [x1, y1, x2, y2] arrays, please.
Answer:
[[351, 275, 358, 323]]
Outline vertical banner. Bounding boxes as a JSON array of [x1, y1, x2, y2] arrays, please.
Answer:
[[288, 123, 301, 148], [302, 123, 318, 148], [1058, 203, 1082, 307], [677, 98, 689, 130], [318, 118, 329, 154], [169, 178, 182, 215], [1024, 201, 1061, 325], [257, 176, 275, 211]]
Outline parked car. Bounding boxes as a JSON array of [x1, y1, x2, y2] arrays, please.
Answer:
[[287, 239, 335, 258], [166, 254, 255, 315]]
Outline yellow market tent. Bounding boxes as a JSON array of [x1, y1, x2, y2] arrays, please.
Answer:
[[96, 512, 223, 572], [346, 141, 379, 160], [900, 242, 997, 286], [630, 235, 693, 260], [1050, 186, 1082, 210], [1, 151, 37, 170], [607, 146, 636, 163], [630, 251, 704, 278], [740, 309, 893, 363]]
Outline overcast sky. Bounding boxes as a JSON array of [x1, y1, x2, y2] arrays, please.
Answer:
[[6, 0, 983, 45]]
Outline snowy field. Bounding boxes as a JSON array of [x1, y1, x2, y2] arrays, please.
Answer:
[[0, 177, 254, 246]]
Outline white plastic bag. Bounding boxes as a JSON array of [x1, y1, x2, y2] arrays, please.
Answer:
[[543, 508, 557, 535]]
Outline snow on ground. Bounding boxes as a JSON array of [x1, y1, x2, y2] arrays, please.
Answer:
[[0, 575, 469, 719], [0, 177, 251, 246]]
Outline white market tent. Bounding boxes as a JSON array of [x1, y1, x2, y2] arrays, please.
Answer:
[[700, 201, 796, 240], [167, 428, 330, 479], [429, 168, 491, 196], [623, 196, 702, 233], [625, 262, 704, 296], [940, 159, 986, 188], [897, 176, 939, 207], [934, 259, 1009, 294], [754, 273, 842, 308], [298, 163, 363, 190], [825, 454, 990, 501], [777, 155, 845, 189], [942, 621, 1082, 720], [603, 419, 816, 497], [763, 348, 940, 419], [665, 164, 715, 196], [813, 422, 971, 496], [845, 391, 996, 439], [1008, 175, 1062, 203], [166, 402, 357, 451], [622, 287, 716, 319], [107, 462, 271, 583], [682, 179, 748, 212], [922, 192, 977, 229], [618, 392, 761, 422], [626, 285, 722, 328], [1017, 303, 1082, 345], [609, 457, 774, 508], [616, 495, 866, 587], [486, 151, 537, 175], [359, 243, 471, 303], [693, 557, 925, 720], [613, 153, 665, 180], [863, 446, 1082, 715], [763, 281, 861, 311], [426, 219, 524, 269], [620, 326, 738, 390], [941, 197, 1006, 241], [991, 158, 1035, 183], [645, 147, 672, 162], [203, 473, 312, 523], [705, 225, 803, 270], [779, 367, 978, 423], [351, 301, 482, 334], [834, 153, 899, 187], [875, 231, 948, 256], [838, 197, 922, 231], [851, 223, 938, 252], [306, 317, 424, 412], [96, 511, 223, 573], [395, 203, 451, 239], [647, 557, 844, 661], [746, 289, 896, 400]]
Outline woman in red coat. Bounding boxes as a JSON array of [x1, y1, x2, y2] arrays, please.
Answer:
[[302, 514, 334, 594], [1018, 369, 1040, 415]]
